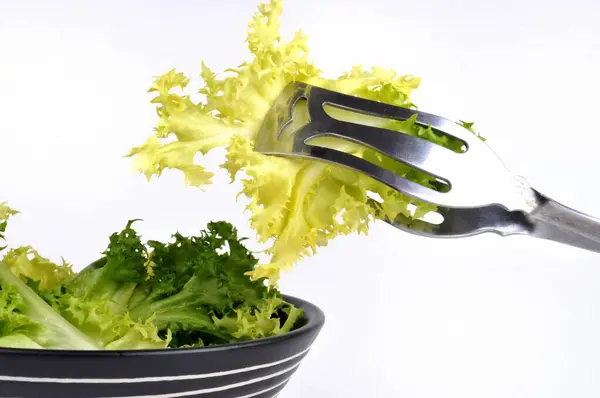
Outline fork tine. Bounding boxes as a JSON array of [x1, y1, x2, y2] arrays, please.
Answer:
[[257, 82, 521, 210], [309, 85, 481, 147], [305, 145, 458, 206], [296, 120, 462, 183]]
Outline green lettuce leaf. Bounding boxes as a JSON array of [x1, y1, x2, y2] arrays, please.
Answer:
[[64, 219, 302, 348], [0, 262, 100, 350], [126, 221, 302, 346], [0, 202, 18, 252], [43, 291, 170, 350], [0, 334, 45, 349], [2, 246, 74, 292], [0, 205, 169, 350]]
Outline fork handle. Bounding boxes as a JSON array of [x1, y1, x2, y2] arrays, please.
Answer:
[[528, 190, 600, 253]]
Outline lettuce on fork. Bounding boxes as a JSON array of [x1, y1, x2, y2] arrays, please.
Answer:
[[0, 203, 301, 350], [127, 0, 480, 284]]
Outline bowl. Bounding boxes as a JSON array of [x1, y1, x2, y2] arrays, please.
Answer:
[[0, 295, 324, 398]]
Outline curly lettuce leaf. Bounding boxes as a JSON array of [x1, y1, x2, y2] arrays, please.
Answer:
[[126, 221, 300, 347], [0, 262, 100, 350], [0, 203, 74, 293], [0, 202, 19, 252], [2, 246, 74, 292], [0, 201, 302, 349], [212, 295, 302, 341], [41, 290, 170, 350], [0, 284, 40, 342], [0, 203, 100, 350], [0, 205, 169, 350], [61, 219, 302, 348], [127, 0, 481, 284], [0, 334, 45, 349], [66, 220, 149, 314]]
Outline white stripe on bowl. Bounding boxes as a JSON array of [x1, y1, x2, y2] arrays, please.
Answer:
[[97, 367, 295, 398], [0, 347, 310, 384], [234, 380, 286, 398]]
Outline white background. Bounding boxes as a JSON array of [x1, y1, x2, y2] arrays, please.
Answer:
[[1, 0, 600, 397]]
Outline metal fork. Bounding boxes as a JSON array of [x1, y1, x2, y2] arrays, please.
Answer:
[[255, 82, 600, 253]]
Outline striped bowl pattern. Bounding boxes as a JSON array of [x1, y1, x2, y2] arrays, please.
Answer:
[[0, 296, 324, 398]]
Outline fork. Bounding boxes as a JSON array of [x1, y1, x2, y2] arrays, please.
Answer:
[[255, 82, 600, 253]]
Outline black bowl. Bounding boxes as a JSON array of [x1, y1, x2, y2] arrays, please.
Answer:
[[0, 295, 324, 398]]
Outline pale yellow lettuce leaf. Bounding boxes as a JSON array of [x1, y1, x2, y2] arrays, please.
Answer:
[[127, 0, 476, 283]]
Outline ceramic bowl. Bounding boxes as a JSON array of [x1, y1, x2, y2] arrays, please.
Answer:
[[0, 295, 324, 398]]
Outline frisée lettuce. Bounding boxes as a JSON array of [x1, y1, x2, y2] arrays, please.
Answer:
[[0, 203, 301, 350], [127, 0, 481, 284]]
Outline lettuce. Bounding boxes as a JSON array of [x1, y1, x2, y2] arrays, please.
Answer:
[[127, 0, 480, 284], [0, 204, 301, 350], [0, 262, 100, 350], [0, 203, 18, 252]]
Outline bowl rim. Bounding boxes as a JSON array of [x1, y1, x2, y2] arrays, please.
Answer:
[[0, 295, 325, 357]]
